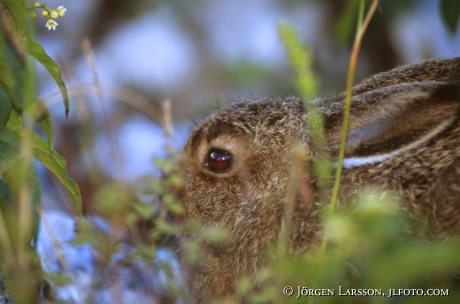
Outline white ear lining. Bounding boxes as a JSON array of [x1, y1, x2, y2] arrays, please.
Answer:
[[342, 117, 456, 168]]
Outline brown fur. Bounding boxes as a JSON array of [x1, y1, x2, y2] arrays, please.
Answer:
[[177, 57, 460, 302]]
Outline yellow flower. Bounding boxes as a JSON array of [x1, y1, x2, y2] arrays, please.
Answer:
[[34, 2, 40, 7], [45, 19, 58, 30], [30, 11, 37, 18], [56, 6, 67, 17], [49, 9, 58, 19], [41, 9, 49, 17]]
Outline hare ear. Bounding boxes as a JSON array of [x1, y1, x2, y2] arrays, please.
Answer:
[[322, 81, 460, 168], [327, 57, 460, 101]]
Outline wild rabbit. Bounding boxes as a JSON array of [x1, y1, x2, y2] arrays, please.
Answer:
[[177, 57, 460, 302]]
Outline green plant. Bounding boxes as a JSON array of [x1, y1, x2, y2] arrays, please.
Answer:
[[0, 1, 81, 302]]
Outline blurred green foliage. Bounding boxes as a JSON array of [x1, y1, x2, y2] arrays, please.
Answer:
[[440, 0, 460, 35], [0, 0, 81, 302], [217, 189, 460, 304]]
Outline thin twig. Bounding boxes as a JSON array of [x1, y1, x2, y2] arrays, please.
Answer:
[[321, 0, 380, 253]]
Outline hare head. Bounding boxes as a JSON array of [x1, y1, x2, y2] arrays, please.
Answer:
[[177, 57, 460, 302]]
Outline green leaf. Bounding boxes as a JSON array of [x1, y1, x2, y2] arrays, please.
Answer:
[[30, 99, 54, 148], [0, 128, 21, 172], [133, 203, 156, 219], [162, 193, 183, 213], [5, 109, 23, 131], [2, 160, 42, 245], [0, 178, 11, 208], [440, 0, 460, 35], [370, 242, 460, 288], [29, 165, 41, 244], [23, 35, 70, 118], [0, 30, 23, 113], [155, 220, 176, 234], [18, 130, 82, 216], [1, 0, 26, 33], [200, 227, 232, 244], [0, 90, 12, 127], [43, 272, 73, 287], [38, 114, 54, 149]]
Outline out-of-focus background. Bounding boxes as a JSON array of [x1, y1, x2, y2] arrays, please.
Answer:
[[35, 0, 459, 212]]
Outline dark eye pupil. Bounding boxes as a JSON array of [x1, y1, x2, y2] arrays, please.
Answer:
[[207, 149, 233, 172]]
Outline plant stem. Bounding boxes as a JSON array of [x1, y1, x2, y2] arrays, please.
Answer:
[[321, 0, 380, 254]]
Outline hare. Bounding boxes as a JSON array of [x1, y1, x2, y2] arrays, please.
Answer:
[[177, 57, 460, 302]]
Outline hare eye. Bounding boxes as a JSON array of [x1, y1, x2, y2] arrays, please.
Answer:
[[206, 149, 233, 172]]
